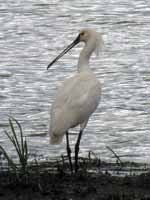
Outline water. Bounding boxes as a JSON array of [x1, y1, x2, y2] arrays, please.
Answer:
[[0, 0, 150, 163]]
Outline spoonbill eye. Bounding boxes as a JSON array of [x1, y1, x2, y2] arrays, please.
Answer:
[[80, 31, 84, 36]]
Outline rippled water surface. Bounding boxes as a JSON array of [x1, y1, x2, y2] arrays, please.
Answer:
[[0, 0, 150, 162]]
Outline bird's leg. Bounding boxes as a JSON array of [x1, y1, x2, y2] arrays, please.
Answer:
[[75, 130, 83, 173], [66, 131, 73, 174]]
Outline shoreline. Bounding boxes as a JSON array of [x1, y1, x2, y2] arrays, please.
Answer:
[[0, 158, 150, 200]]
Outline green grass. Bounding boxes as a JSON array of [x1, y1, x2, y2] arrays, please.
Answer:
[[0, 117, 29, 174]]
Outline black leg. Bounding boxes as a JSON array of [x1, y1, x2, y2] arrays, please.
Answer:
[[66, 131, 73, 173], [75, 130, 83, 173]]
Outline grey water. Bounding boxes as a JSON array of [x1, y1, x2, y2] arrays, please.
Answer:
[[0, 0, 150, 163]]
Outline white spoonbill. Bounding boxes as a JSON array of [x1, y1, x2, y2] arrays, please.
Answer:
[[47, 28, 103, 172]]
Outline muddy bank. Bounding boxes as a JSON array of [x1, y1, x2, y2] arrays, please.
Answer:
[[0, 166, 150, 200]]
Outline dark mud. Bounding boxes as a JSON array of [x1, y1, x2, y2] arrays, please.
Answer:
[[0, 161, 150, 200]]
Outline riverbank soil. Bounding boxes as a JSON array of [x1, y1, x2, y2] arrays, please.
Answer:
[[0, 170, 150, 200]]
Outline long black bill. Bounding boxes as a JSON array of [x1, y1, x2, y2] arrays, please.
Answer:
[[47, 34, 80, 70]]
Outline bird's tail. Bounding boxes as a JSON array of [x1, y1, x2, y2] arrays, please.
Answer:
[[50, 132, 64, 145]]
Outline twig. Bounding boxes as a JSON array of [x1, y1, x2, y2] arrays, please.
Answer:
[[106, 146, 123, 166]]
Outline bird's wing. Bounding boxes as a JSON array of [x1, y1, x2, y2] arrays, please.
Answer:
[[51, 72, 101, 120], [51, 74, 79, 111], [66, 73, 101, 111]]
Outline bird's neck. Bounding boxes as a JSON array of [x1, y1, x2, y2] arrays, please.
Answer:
[[77, 39, 95, 72]]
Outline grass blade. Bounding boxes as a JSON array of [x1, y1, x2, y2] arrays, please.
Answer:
[[106, 146, 123, 166], [8, 118, 22, 156], [10, 117, 24, 155], [1, 118, 29, 174], [0, 145, 17, 171]]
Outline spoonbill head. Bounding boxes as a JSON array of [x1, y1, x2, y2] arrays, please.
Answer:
[[47, 28, 102, 69]]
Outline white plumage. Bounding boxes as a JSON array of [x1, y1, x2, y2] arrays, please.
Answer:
[[50, 71, 101, 144], [47, 28, 103, 172]]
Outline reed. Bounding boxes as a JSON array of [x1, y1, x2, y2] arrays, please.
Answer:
[[0, 117, 29, 174]]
